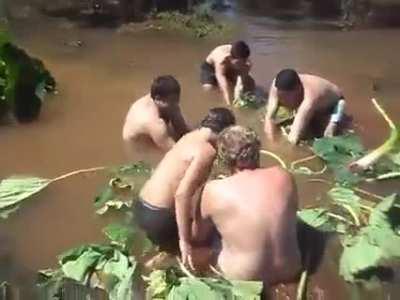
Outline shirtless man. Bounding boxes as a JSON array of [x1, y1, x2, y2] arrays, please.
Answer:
[[122, 75, 190, 151], [135, 108, 236, 264], [201, 41, 255, 105], [193, 126, 301, 288], [264, 69, 346, 145]]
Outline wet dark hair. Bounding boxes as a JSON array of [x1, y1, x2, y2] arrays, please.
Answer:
[[150, 75, 181, 100], [275, 69, 301, 91], [200, 107, 236, 134], [231, 41, 250, 59]]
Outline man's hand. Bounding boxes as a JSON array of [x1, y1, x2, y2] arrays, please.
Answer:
[[179, 239, 194, 269]]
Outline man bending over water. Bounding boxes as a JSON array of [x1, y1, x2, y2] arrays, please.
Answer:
[[201, 41, 255, 105], [136, 108, 235, 264], [264, 69, 346, 145], [193, 126, 301, 289], [122, 75, 190, 151]]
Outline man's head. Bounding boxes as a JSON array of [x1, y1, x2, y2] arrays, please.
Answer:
[[150, 75, 181, 111], [218, 125, 260, 171], [200, 107, 236, 134], [230, 41, 250, 70], [274, 69, 303, 109]]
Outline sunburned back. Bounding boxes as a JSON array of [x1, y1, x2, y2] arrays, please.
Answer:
[[301, 74, 343, 112], [140, 130, 213, 208], [208, 167, 301, 283], [122, 95, 159, 141]]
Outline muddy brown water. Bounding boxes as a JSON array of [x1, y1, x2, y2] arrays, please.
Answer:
[[1, 3, 400, 299]]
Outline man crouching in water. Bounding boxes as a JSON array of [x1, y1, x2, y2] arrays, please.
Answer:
[[264, 69, 346, 145], [136, 108, 236, 264], [201, 41, 256, 105], [193, 126, 301, 292], [123, 75, 190, 152]]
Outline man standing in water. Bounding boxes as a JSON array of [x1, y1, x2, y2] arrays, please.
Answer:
[[201, 41, 255, 105], [264, 69, 346, 145], [123, 75, 190, 151], [193, 126, 301, 288], [136, 108, 236, 264]]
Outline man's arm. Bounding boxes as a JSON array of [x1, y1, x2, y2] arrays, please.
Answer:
[[175, 148, 215, 265], [192, 183, 215, 245], [170, 106, 191, 140], [148, 118, 175, 151], [264, 82, 280, 141], [288, 101, 314, 145], [215, 63, 233, 105]]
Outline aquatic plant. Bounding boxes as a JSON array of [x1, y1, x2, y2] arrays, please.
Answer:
[[0, 162, 151, 219], [152, 4, 228, 38], [0, 30, 56, 122]]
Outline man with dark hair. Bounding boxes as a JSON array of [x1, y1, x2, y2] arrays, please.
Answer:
[[192, 125, 301, 290], [201, 41, 255, 105], [264, 69, 346, 145], [136, 108, 236, 263], [123, 75, 190, 152]]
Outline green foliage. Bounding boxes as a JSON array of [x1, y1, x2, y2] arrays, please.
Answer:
[[297, 208, 339, 233], [339, 195, 400, 283], [0, 30, 56, 122], [0, 176, 51, 219], [103, 222, 136, 250], [38, 244, 137, 300], [233, 92, 265, 110], [145, 268, 263, 300], [94, 162, 152, 215], [154, 6, 228, 38], [312, 134, 365, 184]]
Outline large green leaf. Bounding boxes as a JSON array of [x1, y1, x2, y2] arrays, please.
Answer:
[[0, 176, 51, 219], [328, 186, 362, 224], [297, 208, 338, 232], [43, 244, 137, 300], [312, 134, 365, 184], [339, 194, 400, 282], [103, 223, 136, 250]]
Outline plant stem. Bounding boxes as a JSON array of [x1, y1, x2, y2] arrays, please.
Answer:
[[260, 150, 288, 169], [51, 166, 107, 183]]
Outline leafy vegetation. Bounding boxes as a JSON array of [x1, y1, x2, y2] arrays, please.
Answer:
[[0, 29, 56, 122], [299, 187, 400, 284], [145, 268, 263, 299], [0, 162, 150, 220], [152, 3, 229, 38], [38, 244, 138, 300]]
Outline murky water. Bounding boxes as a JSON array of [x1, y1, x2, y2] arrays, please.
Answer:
[[1, 2, 400, 299]]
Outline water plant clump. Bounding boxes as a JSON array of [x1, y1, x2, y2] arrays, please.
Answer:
[[152, 3, 229, 38], [0, 29, 56, 123]]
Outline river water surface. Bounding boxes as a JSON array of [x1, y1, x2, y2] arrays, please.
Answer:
[[1, 2, 400, 299]]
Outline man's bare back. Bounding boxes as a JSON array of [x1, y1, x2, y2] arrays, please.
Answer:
[[140, 128, 216, 209], [201, 167, 301, 285]]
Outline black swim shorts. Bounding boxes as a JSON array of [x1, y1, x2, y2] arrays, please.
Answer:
[[200, 61, 218, 86], [134, 198, 178, 249]]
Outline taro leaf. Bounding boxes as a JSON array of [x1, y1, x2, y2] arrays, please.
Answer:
[[0, 176, 51, 219], [167, 278, 217, 300], [297, 208, 338, 232], [339, 194, 400, 283], [103, 223, 135, 250], [328, 186, 362, 223], [94, 186, 132, 215], [230, 280, 263, 299], [233, 92, 264, 110], [312, 134, 365, 184], [55, 244, 136, 300]]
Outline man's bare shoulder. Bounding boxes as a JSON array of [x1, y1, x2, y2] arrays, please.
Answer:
[[207, 44, 231, 64], [300, 74, 341, 96]]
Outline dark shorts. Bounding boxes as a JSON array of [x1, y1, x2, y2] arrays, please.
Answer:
[[200, 61, 218, 86], [134, 198, 178, 249]]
